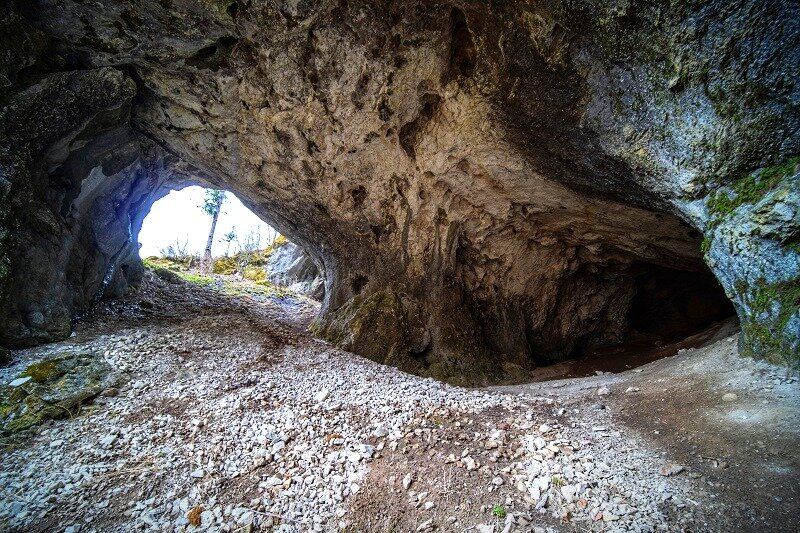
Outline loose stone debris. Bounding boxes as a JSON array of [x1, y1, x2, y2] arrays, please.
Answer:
[[1, 272, 798, 531]]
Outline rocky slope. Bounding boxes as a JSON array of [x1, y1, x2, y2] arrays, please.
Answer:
[[1, 270, 797, 532], [1, 1, 798, 378]]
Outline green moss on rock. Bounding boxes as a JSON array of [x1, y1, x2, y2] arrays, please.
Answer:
[[1, 352, 118, 435], [212, 256, 237, 274], [21, 359, 61, 382], [707, 156, 800, 227], [243, 266, 266, 282], [739, 277, 800, 367]]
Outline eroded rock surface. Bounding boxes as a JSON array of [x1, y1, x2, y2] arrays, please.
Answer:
[[266, 240, 325, 299], [1, 1, 798, 378], [0, 350, 119, 433]]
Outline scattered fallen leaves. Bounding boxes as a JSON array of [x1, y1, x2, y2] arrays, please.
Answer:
[[576, 498, 588, 510], [324, 432, 343, 443], [187, 505, 203, 527]]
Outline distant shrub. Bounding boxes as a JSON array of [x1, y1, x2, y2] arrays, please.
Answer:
[[243, 265, 266, 282], [213, 256, 237, 275]]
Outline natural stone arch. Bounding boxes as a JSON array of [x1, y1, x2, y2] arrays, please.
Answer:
[[1, 0, 798, 379]]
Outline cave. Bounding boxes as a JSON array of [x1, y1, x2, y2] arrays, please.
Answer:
[[0, 0, 798, 383], [2, 2, 800, 531], [136, 184, 325, 299]]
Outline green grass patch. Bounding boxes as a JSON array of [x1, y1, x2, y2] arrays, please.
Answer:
[[177, 272, 214, 286], [221, 279, 288, 299]]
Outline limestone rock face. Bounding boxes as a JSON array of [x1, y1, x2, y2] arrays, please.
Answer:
[[703, 164, 800, 365], [1, 1, 798, 378], [266, 240, 324, 299]]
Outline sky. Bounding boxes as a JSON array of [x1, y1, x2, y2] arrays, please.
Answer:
[[138, 186, 278, 258]]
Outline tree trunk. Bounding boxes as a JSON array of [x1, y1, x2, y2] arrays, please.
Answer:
[[203, 194, 223, 272]]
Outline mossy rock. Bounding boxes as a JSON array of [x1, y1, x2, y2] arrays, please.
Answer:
[[706, 155, 800, 227], [243, 265, 266, 282], [310, 291, 426, 368], [153, 267, 182, 284], [143, 255, 196, 271], [21, 359, 60, 382], [310, 291, 522, 386], [738, 277, 800, 367], [1, 351, 119, 435]]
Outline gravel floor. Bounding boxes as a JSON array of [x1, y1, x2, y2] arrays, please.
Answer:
[[0, 272, 795, 532]]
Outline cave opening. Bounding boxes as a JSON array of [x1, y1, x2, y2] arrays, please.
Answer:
[[529, 259, 738, 381], [136, 185, 325, 302], [625, 262, 735, 342]]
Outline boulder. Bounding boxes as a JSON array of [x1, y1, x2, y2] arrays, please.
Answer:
[[266, 241, 325, 299], [1, 351, 120, 433]]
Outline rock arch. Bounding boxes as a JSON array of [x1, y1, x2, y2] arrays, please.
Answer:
[[1, 0, 798, 380]]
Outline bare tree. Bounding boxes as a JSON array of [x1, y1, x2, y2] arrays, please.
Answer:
[[239, 229, 262, 253], [161, 237, 190, 258]]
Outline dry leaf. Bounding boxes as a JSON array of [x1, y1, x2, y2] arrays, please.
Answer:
[[188, 505, 203, 527], [576, 498, 588, 510], [324, 432, 343, 443]]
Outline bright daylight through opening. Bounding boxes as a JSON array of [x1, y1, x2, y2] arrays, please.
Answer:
[[138, 186, 325, 304]]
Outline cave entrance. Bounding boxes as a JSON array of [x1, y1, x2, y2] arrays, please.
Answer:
[[532, 260, 736, 382], [136, 186, 325, 301], [625, 262, 735, 342]]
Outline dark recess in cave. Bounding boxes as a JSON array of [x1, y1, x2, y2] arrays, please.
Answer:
[[446, 7, 476, 82], [518, 260, 739, 380], [545, 260, 737, 370], [626, 262, 736, 341]]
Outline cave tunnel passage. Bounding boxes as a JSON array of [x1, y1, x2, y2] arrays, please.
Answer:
[[626, 262, 736, 342], [546, 261, 737, 380], [136, 186, 324, 300]]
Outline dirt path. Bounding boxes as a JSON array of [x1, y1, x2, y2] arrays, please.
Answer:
[[1, 271, 798, 532], [496, 334, 800, 531]]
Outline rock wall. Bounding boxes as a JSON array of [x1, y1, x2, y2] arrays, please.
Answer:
[[1, 1, 797, 378], [265, 240, 325, 299]]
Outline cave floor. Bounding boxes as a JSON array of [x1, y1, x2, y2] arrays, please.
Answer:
[[1, 271, 798, 532]]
